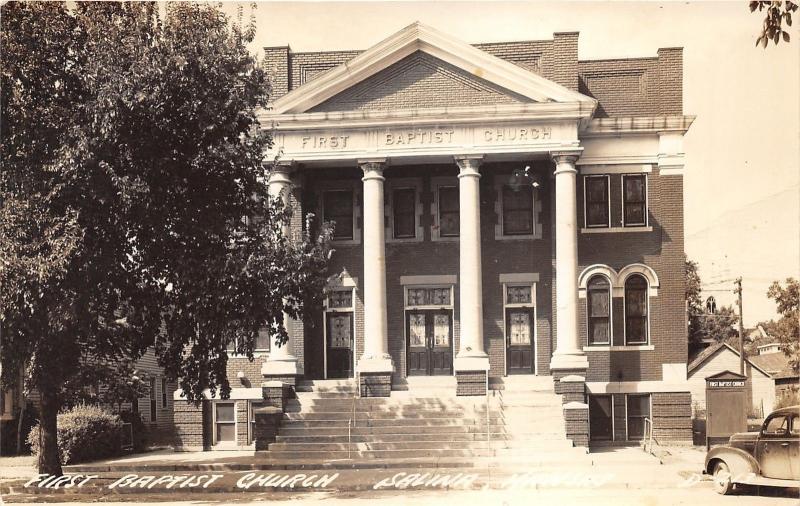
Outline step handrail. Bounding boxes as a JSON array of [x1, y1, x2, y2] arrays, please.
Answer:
[[348, 391, 357, 459], [642, 416, 654, 454]]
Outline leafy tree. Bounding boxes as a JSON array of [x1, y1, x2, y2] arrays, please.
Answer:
[[762, 278, 800, 371], [686, 257, 740, 355], [1, 1, 331, 475], [750, 1, 798, 47]]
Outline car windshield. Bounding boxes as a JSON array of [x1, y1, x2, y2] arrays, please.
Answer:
[[791, 415, 800, 436]]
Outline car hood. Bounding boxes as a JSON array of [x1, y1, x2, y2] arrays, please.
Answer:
[[729, 432, 759, 442]]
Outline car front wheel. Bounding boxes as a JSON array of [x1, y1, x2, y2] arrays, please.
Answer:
[[712, 461, 734, 495]]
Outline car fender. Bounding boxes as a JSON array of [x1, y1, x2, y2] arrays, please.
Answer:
[[705, 446, 761, 482]]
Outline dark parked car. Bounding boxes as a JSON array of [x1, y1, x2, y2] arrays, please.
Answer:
[[704, 405, 800, 494]]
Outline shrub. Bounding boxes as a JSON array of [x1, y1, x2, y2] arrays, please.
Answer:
[[27, 404, 122, 464]]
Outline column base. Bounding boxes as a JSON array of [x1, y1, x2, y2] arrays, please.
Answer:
[[261, 381, 293, 411], [359, 372, 392, 397], [454, 356, 489, 396], [261, 358, 301, 381], [356, 356, 394, 374], [563, 401, 590, 448], [549, 352, 589, 372]]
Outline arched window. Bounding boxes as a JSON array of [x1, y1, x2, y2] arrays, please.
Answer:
[[625, 275, 649, 344], [587, 275, 611, 345]]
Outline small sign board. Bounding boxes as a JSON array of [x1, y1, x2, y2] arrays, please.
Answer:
[[705, 370, 748, 450]]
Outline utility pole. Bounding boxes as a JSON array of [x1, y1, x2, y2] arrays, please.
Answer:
[[735, 277, 744, 375]]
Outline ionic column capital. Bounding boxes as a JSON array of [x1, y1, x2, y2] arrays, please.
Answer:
[[550, 149, 583, 172], [455, 155, 484, 178]]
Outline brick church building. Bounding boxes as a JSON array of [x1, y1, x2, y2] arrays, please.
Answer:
[[172, 22, 695, 451]]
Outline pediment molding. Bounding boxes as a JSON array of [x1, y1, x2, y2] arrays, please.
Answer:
[[270, 22, 597, 115]]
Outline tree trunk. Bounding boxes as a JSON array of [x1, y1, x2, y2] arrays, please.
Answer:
[[15, 399, 26, 455], [37, 389, 62, 476]]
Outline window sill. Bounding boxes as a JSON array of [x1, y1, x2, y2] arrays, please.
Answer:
[[583, 345, 655, 351], [495, 233, 542, 241], [228, 352, 270, 359], [581, 226, 653, 234]]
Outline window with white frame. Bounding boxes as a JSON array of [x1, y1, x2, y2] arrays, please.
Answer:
[[503, 283, 535, 345], [584, 175, 610, 228], [323, 189, 355, 241], [622, 174, 648, 226], [214, 402, 236, 444], [624, 275, 649, 345], [160, 377, 167, 408], [325, 288, 355, 349], [405, 286, 452, 307], [587, 275, 611, 345], [430, 178, 459, 241], [227, 328, 270, 355], [501, 185, 534, 236]]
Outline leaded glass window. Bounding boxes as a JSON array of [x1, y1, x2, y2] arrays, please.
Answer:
[[328, 289, 353, 309], [409, 314, 426, 346], [329, 314, 352, 348], [433, 314, 450, 346], [406, 287, 451, 306], [506, 285, 532, 304], [509, 312, 531, 344]]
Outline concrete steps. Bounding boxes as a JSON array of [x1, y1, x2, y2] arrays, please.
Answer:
[[260, 375, 584, 465]]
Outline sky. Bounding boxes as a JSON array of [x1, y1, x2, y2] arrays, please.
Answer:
[[219, 1, 800, 326]]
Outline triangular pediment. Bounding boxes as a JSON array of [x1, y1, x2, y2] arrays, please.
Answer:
[[309, 51, 533, 113], [271, 21, 596, 115]]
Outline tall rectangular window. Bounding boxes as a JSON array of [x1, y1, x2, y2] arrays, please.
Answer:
[[215, 402, 236, 443], [623, 175, 647, 226], [149, 378, 156, 422], [392, 188, 416, 239], [323, 190, 354, 240], [585, 176, 609, 227], [626, 394, 650, 440], [160, 377, 167, 408], [502, 185, 533, 235], [587, 276, 611, 345], [438, 186, 459, 237], [625, 275, 649, 344]]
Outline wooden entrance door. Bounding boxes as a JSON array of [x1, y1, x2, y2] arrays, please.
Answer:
[[506, 308, 534, 374], [589, 395, 614, 441], [326, 312, 353, 378], [406, 310, 453, 376]]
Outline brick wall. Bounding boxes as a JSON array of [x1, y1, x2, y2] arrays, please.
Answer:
[[266, 33, 683, 118], [652, 392, 692, 442], [310, 51, 530, 113], [173, 400, 206, 450]]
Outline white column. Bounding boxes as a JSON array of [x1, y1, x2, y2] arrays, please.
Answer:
[[263, 163, 300, 376], [356, 159, 393, 374], [454, 155, 490, 372], [550, 151, 588, 372]]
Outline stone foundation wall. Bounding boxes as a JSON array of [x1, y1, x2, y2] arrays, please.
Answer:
[[456, 371, 487, 396]]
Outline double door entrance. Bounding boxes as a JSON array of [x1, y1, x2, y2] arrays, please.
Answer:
[[407, 310, 453, 376]]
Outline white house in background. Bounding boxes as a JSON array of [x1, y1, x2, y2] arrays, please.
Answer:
[[687, 342, 775, 417]]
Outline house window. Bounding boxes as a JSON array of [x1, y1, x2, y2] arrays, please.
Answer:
[[502, 185, 533, 235], [623, 174, 647, 226], [438, 186, 459, 237], [625, 275, 649, 345], [626, 394, 650, 440], [323, 190, 354, 241], [584, 175, 610, 227], [160, 378, 167, 408], [392, 188, 416, 239], [149, 378, 157, 422], [214, 402, 236, 444], [587, 275, 611, 345], [227, 328, 270, 354]]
